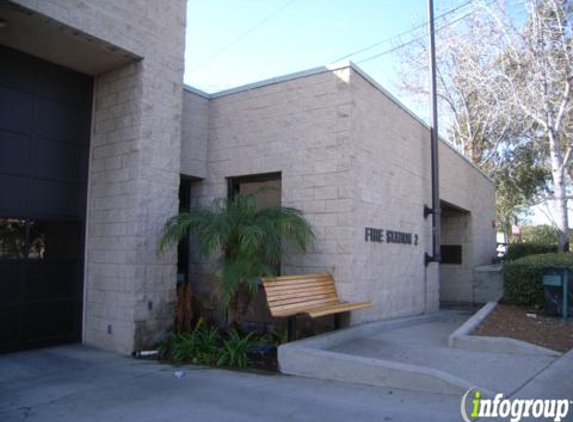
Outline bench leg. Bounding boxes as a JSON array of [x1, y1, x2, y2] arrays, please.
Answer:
[[334, 313, 343, 329], [287, 316, 297, 342]]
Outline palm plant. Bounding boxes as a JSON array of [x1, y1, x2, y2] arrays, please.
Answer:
[[158, 190, 313, 328]]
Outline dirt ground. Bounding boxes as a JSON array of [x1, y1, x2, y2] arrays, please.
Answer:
[[474, 304, 573, 352]]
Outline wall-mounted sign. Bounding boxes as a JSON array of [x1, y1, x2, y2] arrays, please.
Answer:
[[365, 227, 418, 246]]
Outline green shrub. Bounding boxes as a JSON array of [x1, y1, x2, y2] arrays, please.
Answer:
[[216, 330, 257, 369], [158, 319, 221, 365], [157, 320, 264, 369], [502, 252, 573, 307], [520, 225, 559, 244], [505, 243, 557, 261], [520, 225, 573, 245]]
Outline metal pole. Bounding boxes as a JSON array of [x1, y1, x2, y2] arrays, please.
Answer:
[[334, 313, 342, 329], [427, 0, 441, 264], [287, 316, 296, 342]]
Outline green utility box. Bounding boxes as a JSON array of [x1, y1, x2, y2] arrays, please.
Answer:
[[542, 267, 571, 320]]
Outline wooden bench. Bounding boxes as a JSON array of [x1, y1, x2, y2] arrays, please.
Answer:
[[261, 272, 372, 341]]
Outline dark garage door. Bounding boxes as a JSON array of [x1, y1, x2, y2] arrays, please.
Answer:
[[0, 46, 92, 352]]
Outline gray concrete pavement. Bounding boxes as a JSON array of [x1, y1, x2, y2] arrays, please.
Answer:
[[487, 349, 573, 422], [1, 341, 571, 422], [329, 312, 557, 394], [0, 345, 463, 422], [510, 349, 573, 401]]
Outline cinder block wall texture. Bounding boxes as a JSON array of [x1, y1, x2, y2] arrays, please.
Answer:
[[183, 64, 496, 324], [181, 90, 209, 178], [13, 0, 187, 353], [187, 69, 357, 321], [439, 142, 497, 302], [349, 72, 435, 321]]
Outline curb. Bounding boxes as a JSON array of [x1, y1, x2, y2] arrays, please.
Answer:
[[448, 302, 561, 357]]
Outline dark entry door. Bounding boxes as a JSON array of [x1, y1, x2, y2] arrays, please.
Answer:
[[0, 46, 93, 352]]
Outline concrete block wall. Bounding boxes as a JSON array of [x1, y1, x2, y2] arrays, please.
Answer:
[[188, 68, 358, 317], [12, 0, 187, 353], [346, 69, 495, 309], [439, 142, 497, 303], [346, 71, 435, 322], [181, 89, 210, 178], [183, 63, 496, 325]]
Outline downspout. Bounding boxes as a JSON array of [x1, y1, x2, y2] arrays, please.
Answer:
[[424, 0, 441, 266]]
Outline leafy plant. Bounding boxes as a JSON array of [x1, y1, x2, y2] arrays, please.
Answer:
[[158, 320, 274, 369], [158, 190, 313, 327], [502, 253, 573, 307], [520, 225, 559, 245], [519, 225, 573, 246], [216, 330, 258, 369], [158, 319, 221, 365], [505, 243, 557, 261]]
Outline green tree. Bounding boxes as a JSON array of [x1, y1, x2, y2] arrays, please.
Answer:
[[502, 0, 573, 250], [520, 224, 559, 244], [398, 0, 572, 250], [158, 191, 313, 328], [495, 144, 551, 232]]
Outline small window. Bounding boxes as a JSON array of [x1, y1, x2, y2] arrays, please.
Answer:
[[441, 245, 462, 264], [228, 172, 281, 204]]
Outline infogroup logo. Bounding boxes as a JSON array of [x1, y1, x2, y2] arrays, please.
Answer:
[[461, 388, 571, 422]]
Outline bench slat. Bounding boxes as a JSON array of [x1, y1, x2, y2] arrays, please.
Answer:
[[262, 272, 373, 319], [262, 277, 332, 288], [263, 281, 334, 293], [271, 304, 340, 317], [262, 272, 330, 282], [272, 301, 372, 318], [306, 301, 373, 318], [265, 283, 337, 303], [267, 285, 335, 295], [270, 297, 340, 313], [269, 294, 338, 307], [267, 287, 337, 301]]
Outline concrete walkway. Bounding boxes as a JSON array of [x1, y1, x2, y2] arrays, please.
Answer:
[[487, 349, 573, 422], [0, 345, 463, 422], [278, 311, 570, 397], [329, 311, 556, 395], [0, 340, 571, 421]]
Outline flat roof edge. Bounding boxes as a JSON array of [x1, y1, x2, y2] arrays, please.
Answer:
[[184, 61, 494, 185], [346, 62, 494, 185], [205, 62, 352, 99], [183, 85, 212, 99]]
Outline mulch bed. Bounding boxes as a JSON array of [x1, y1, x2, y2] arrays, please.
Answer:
[[473, 304, 573, 353]]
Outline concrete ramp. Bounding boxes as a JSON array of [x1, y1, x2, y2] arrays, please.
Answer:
[[279, 345, 473, 395], [278, 312, 557, 396]]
